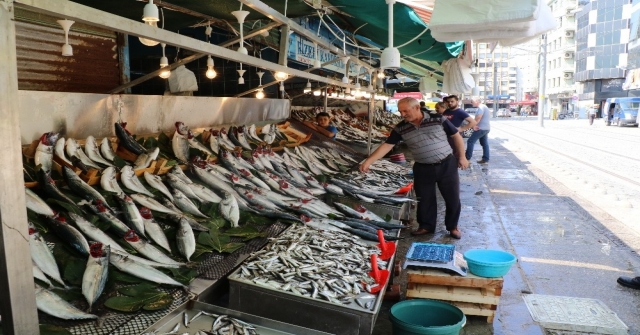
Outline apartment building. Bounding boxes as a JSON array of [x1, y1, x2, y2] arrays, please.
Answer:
[[474, 43, 519, 110]]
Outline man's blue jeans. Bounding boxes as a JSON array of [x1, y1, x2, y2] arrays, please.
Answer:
[[465, 129, 490, 161]]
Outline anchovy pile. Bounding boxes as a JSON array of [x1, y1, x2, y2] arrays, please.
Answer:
[[231, 225, 383, 310], [290, 109, 391, 144], [144, 311, 260, 335], [374, 108, 403, 128]]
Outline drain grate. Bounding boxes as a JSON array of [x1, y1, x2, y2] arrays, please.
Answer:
[[406, 243, 455, 263], [523, 294, 628, 335]]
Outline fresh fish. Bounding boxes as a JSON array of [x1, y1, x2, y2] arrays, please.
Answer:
[[69, 155, 90, 173], [29, 223, 66, 287], [88, 200, 130, 236], [235, 125, 253, 150], [238, 168, 270, 190], [100, 166, 124, 194], [35, 132, 59, 172], [228, 173, 258, 189], [248, 124, 262, 142], [120, 166, 154, 197], [227, 126, 245, 148], [172, 189, 208, 218], [219, 128, 238, 150], [134, 146, 159, 170], [25, 188, 55, 216], [300, 215, 348, 233], [63, 166, 109, 206], [208, 129, 220, 154], [176, 217, 195, 262], [237, 188, 279, 211], [39, 170, 78, 208], [355, 194, 375, 203], [115, 121, 147, 155], [232, 151, 256, 171], [46, 214, 90, 256], [66, 138, 101, 170], [342, 227, 402, 242], [187, 130, 214, 156], [165, 212, 210, 232], [219, 191, 240, 228], [218, 148, 241, 174], [255, 170, 280, 191], [116, 193, 146, 237], [263, 125, 276, 144], [100, 138, 116, 161], [172, 122, 191, 163], [323, 182, 344, 195], [303, 175, 323, 190], [169, 165, 192, 184], [278, 180, 314, 199], [285, 165, 309, 187], [251, 206, 303, 222], [82, 242, 109, 309], [122, 230, 183, 267], [255, 148, 274, 171], [139, 207, 171, 253], [166, 173, 201, 201], [244, 156, 265, 172], [343, 217, 406, 229], [109, 252, 185, 287], [333, 202, 386, 222], [143, 171, 173, 201], [191, 160, 252, 211], [36, 287, 98, 320], [85, 135, 114, 167], [54, 137, 72, 166], [208, 163, 233, 179], [187, 183, 222, 203], [69, 213, 125, 252], [33, 263, 52, 287]]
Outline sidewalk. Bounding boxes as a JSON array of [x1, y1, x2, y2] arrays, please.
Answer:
[[373, 135, 640, 335]]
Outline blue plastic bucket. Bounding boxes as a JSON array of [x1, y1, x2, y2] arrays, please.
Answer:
[[389, 299, 466, 335], [463, 249, 516, 278]]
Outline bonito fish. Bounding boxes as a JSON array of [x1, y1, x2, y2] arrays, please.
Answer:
[[29, 223, 66, 287], [66, 138, 101, 170], [34, 132, 59, 172], [120, 166, 154, 197], [85, 135, 114, 167], [36, 287, 98, 320], [25, 188, 55, 216], [109, 252, 185, 287], [82, 242, 109, 309]]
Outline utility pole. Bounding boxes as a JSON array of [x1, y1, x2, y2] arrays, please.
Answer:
[[538, 34, 547, 127], [493, 60, 498, 117]]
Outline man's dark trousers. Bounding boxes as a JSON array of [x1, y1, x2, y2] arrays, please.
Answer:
[[412, 155, 461, 232]]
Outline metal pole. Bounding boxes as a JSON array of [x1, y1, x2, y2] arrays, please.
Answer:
[[539, 34, 547, 127], [0, 2, 40, 334], [323, 87, 328, 113], [483, 71, 488, 103], [493, 61, 498, 117], [368, 95, 375, 155]]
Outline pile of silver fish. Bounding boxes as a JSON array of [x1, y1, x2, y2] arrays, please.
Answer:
[[146, 311, 261, 335], [231, 225, 382, 310], [374, 108, 403, 128], [290, 109, 390, 144]]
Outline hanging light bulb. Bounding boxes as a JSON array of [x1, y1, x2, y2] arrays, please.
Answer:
[[142, 0, 159, 22], [237, 63, 246, 85], [159, 43, 171, 79], [377, 69, 386, 79], [256, 71, 265, 99], [205, 55, 217, 79], [304, 80, 312, 94], [381, 0, 401, 69], [279, 81, 285, 92], [231, 10, 250, 55], [56, 19, 74, 57], [368, 69, 375, 91], [313, 89, 321, 96], [139, 22, 160, 46], [274, 71, 288, 81], [341, 56, 350, 84]]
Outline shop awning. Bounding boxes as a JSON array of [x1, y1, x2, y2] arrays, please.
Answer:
[[510, 101, 537, 106]]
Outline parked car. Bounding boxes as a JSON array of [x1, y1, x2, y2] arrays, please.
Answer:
[[602, 97, 640, 127], [465, 107, 478, 114], [497, 108, 510, 117]]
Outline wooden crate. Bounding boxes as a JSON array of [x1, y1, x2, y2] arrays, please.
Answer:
[[406, 268, 503, 323]]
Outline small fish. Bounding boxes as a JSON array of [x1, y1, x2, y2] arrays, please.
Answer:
[[85, 135, 114, 167], [34, 132, 59, 172], [172, 189, 209, 218], [36, 288, 98, 320], [187, 130, 214, 156], [100, 166, 124, 194], [143, 171, 174, 201], [120, 166, 154, 197], [139, 207, 171, 253], [176, 217, 195, 262], [100, 138, 116, 161], [134, 146, 159, 170], [166, 173, 201, 201], [89, 200, 131, 236]]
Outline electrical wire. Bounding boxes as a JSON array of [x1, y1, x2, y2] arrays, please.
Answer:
[[317, 12, 379, 51], [395, 27, 430, 49]]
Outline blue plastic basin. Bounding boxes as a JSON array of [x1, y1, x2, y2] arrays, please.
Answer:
[[389, 299, 466, 335], [463, 249, 516, 278]]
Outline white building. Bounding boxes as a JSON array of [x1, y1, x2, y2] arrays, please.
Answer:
[[512, 38, 540, 101], [474, 43, 519, 110]]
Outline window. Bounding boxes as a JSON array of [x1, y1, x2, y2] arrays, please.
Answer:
[[479, 62, 486, 67], [501, 81, 508, 86], [479, 81, 485, 86], [479, 44, 486, 49], [502, 62, 508, 67]]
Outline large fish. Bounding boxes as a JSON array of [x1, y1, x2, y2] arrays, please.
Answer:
[[134, 146, 159, 170], [25, 188, 55, 216], [29, 223, 66, 287], [143, 171, 173, 201], [238, 169, 270, 190], [332, 202, 386, 222], [235, 125, 253, 150], [88, 200, 130, 236], [237, 188, 279, 211], [120, 166, 154, 197], [100, 138, 116, 162], [208, 129, 220, 154], [34, 132, 59, 172], [115, 122, 147, 155], [166, 173, 201, 201], [109, 252, 185, 287], [46, 214, 90, 256], [85, 135, 114, 167], [63, 166, 109, 207], [116, 193, 146, 237], [36, 287, 98, 320], [122, 230, 183, 267], [139, 207, 171, 253], [247, 124, 262, 142], [219, 128, 238, 150], [176, 217, 195, 262], [66, 138, 101, 170], [187, 183, 222, 203], [168, 165, 192, 184], [172, 189, 208, 218], [54, 137, 72, 166], [100, 166, 124, 194], [219, 191, 240, 228], [172, 122, 190, 163], [69, 213, 125, 252], [130, 193, 179, 214], [32, 263, 52, 287], [187, 130, 214, 156], [82, 242, 109, 309]]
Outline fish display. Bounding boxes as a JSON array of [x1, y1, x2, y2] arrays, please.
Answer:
[[36, 287, 98, 320], [34, 132, 59, 172], [82, 242, 109, 309]]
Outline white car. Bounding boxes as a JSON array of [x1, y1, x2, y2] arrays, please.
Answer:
[[497, 108, 510, 117]]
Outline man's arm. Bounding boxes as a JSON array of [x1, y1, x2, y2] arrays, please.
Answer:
[[460, 116, 477, 132], [359, 143, 395, 173], [315, 126, 336, 138], [449, 133, 469, 169], [473, 111, 484, 131]]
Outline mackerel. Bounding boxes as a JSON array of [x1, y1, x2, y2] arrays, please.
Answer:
[[322, 182, 344, 195], [247, 152, 266, 171], [176, 217, 195, 261], [143, 171, 174, 200], [236, 188, 279, 211], [219, 128, 239, 150], [191, 162, 252, 211], [332, 202, 386, 222], [235, 125, 253, 150], [85, 135, 114, 167], [36, 287, 98, 320], [188, 183, 222, 203], [122, 230, 184, 267], [109, 252, 185, 287], [173, 189, 208, 218], [29, 223, 66, 287], [25, 188, 55, 216], [66, 138, 101, 170], [238, 169, 270, 190], [35, 132, 59, 172], [166, 173, 201, 201], [250, 206, 302, 222], [120, 166, 154, 197], [172, 122, 191, 163], [40, 170, 79, 208], [218, 148, 241, 174], [46, 214, 90, 256], [169, 165, 192, 184], [88, 200, 131, 236], [82, 242, 109, 309], [227, 126, 245, 148], [54, 137, 72, 166], [100, 166, 124, 194], [69, 213, 125, 252], [232, 151, 256, 171], [228, 173, 257, 189], [300, 215, 348, 233], [165, 211, 210, 232], [115, 121, 147, 155], [187, 130, 214, 156], [100, 138, 116, 161], [255, 170, 280, 190], [33, 263, 52, 287], [63, 166, 109, 206], [208, 129, 220, 154], [219, 191, 240, 228], [116, 193, 146, 237], [278, 180, 314, 199], [139, 207, 171, 253], [248, 124, 262, 142], [133, 146, 159, 170]]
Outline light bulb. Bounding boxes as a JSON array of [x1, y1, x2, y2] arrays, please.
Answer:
[[304, 81, 312, 93], [313, 89, 321, 96], [256, 89, 265, 99], [139, 21, 159, 46], [205, 56, 216, 79], [275, 71, 288, 81], [377, 70, 386, 79], [142, 0, 159, 22], [159, 67, 171, 79]]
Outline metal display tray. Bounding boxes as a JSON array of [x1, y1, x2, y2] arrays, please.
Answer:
[[323, 193, 412, 222], [143, 301, 333, 335]]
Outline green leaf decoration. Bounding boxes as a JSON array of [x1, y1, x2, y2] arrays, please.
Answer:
[[315, 175, 328, 184], [113, 156, 128, 168], [384, 214, 392, 222], [106, 284, 174, 312], [200, 201, 221, 218], [240, 211, 274, 225], [326, 213, 338, 220], [27, 209, 48, 233], [224, 226, 266, 241], [104, 296, 145, 312], [63, 259, 86, 286], [220, 242, 245, 253], [46, 199, 81, 215], [206, 217, 227, 230], [39, 324, 73, 335], [168, 268, 198, 285], [136, 137, 146, 146], [144, 137, 159, 150], [191, 245, 213, 260], [117, 282, 157, 296], [142, 293, 174, 311], [49, 287, 84, 302], [109, 269, 141, 284], [165, 160, 178, 167]]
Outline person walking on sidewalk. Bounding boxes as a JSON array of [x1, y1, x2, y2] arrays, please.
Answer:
[[588, 106, 597, 125], [359, 97, 469, 239], [466, 98, 491, 164]]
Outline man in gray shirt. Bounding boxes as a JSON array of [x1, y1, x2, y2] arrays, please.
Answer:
[[466, 98, 491, 164], [360, 98, 469, 239]]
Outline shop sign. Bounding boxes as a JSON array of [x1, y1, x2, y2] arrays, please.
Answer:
[[287, 35, 361, 76], [623, 68, 640, 90]]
